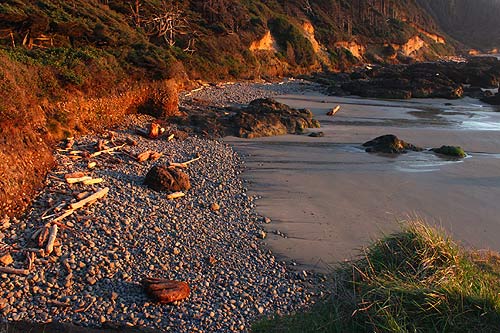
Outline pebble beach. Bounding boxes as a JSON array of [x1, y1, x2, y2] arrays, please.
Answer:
[[0, 82, 324, 332]]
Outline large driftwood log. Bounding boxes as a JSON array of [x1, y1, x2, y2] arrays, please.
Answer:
[[70, 187, 109, 210], [142, 277, 190, 304]]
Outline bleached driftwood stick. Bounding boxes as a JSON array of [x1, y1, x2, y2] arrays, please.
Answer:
[[183, 156, 201, 165], [167, 192, 185, 200], [70, 187, 109, 210], [66, 176, 92, 184], [45, 224, 58, 256], [52, 209, 76, 223], [82, 178, 104, 185], [90, 144, 125, 158], [168, 162, 187, 169]]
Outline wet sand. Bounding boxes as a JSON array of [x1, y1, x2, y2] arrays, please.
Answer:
[[227, 94, 500, 272]]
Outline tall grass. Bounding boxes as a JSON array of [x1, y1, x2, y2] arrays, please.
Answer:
[[254, 221, 500, 332]]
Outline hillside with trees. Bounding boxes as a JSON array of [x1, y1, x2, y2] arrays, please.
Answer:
[[0, 0, 454, 217], [417, 0, 500, 51]]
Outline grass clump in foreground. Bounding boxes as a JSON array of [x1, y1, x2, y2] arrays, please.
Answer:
[[253, 221, 500, 332]]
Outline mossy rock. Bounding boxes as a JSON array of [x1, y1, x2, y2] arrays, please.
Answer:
[[431, 145, 466, 158]]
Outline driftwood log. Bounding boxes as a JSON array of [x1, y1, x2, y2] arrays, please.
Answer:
[[45, 224, 58, 256], [141, 277, 190, 304], [327, 105, 341, 116], [0, 267, 30, 275], [70, 187, 109, 210]]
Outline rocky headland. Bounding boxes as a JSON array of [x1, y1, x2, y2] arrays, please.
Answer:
[[309, 56, 500, 102]]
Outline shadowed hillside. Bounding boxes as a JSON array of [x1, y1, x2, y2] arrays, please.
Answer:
[[417, 0, 500, 51]]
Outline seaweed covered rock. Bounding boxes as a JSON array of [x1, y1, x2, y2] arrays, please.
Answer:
[[363, 135, 423, 154], [432, 146, 467, 158], [233, 98, 320, 139], [144, 165, 191, 192]]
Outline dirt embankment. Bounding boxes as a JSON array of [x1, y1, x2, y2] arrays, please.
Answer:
[[0, 52, 181, 218]]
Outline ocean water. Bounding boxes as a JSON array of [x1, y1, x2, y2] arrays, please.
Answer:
[[228, 93, 500, 271]]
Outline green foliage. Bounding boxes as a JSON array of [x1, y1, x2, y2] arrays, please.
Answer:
[[268, 16, 316, 67], [254, 221, 500, 332]]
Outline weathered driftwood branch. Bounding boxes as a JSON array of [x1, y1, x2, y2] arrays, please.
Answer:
[[38, 227, 49, 247], [65, 172, 86, 179], [0, 267, 30, 275], [70, 187, 109, 210], [45, 224, 58, 256], [168, 156, 201, 169]]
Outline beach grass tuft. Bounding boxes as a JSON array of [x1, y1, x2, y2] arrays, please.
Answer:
[[253, 220, 500, 332]]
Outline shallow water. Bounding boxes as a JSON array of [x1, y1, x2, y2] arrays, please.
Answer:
[[227, 94, 500, 272]]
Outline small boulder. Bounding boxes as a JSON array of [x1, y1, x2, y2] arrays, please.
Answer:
[[142, 277, 190, 304], [363, 134, 422, 154], [482, 92, 500, 105], [309, 132, 324, 138], [144, 165, 191, 192], [431, 146, 466, 158]]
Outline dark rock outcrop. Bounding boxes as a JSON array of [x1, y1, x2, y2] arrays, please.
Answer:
[[482, 92, 500, 105], [173, 98, 320, 139], [314, 57, 500, 103], [363, 135, 423, 154], [144, 165, 191, 192], [233, 98, 320, 138]]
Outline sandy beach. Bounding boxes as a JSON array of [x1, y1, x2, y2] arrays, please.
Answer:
[[227, 93, 500, 272]]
